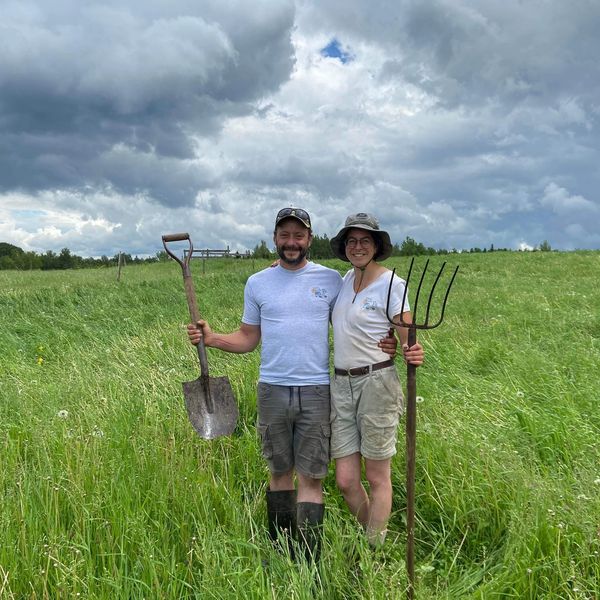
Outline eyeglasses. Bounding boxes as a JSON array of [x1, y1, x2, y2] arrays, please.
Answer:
[[345, 236, 374, 248], [275, 207, 311, 228]]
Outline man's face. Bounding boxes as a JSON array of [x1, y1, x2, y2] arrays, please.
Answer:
[[274, 218, 312, 267]]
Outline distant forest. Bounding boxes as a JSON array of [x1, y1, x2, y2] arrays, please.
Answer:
[[0, 237, 551, 271], [0, 242, 159, 271]]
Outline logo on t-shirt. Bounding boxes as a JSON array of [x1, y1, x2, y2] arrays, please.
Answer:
[[311, 287, 328, 299], [362, 297, 377, 311]]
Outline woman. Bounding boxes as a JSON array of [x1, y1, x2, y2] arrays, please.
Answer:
[[329, 212, 424, 547]]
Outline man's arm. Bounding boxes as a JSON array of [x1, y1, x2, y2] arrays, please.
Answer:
[[187, 320, 261, 354]]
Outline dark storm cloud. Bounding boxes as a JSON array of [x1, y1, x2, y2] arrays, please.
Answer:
[[0, 0, 296, 204]]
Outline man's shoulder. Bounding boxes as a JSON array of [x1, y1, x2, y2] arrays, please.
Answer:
[[247, 265, 279, 283], [308, 262, 342, 280]]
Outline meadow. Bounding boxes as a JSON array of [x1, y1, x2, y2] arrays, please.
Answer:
[[1, 251, 599, 599]]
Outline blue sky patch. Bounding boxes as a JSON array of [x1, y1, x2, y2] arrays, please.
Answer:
[[320, 39, 354, 64]]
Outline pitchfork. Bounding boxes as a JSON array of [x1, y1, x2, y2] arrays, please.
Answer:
[[386, 258, 459, 600]]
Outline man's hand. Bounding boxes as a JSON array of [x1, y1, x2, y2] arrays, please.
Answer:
[[186, 320, 213, 347], [402, 342, 424, 366], [378, 327, 398, 358]]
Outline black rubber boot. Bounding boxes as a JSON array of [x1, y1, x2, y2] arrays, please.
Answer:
[[296, 502, 325, 563], [266, 489, 297, 555]]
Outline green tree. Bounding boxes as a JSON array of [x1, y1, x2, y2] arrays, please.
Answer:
[[309, 234, 334, 259], [0, 255, 16, 270], [0, 242, 24, 258], [41, 250, 57, 270], [398, 236, 428, 256], [57, 248, 74, 269], [252, 241, 273, 259], [539, 240, 552, 252]]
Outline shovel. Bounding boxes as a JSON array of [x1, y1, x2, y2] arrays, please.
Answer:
[[162, 233, 238, 439]]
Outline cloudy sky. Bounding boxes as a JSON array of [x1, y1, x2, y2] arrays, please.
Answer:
[[1, 0, 599, 257]]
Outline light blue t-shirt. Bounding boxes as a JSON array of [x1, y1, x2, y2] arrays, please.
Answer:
[[242, 262, 342, 385]]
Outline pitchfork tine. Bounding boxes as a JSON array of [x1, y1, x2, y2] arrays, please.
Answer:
[[411, 258, 429, 324], [429, 263, 459, 328]]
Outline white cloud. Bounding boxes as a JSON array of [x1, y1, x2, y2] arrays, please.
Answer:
[[539, 183, 597, 216], [1, 0, 599, 255]]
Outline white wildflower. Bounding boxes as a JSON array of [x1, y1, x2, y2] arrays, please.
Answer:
[[57, 410, 69, 419], [516, 391, 525, 398], [416, 396, 425, 403]]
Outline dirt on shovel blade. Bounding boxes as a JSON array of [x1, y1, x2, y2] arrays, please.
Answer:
[[183, 376, 238, 439]]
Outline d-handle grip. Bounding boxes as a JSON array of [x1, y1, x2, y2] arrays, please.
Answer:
[[162, 233, 190, 243], [162, 233, 193, 271]]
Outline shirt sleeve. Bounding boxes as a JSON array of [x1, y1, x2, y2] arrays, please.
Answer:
[[241, 278, 260, 325]]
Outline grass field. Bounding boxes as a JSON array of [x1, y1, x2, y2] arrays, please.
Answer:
[[1, 251, 599, 599]]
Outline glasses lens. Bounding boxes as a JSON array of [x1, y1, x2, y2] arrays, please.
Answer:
[[346, 237, 373, 248]]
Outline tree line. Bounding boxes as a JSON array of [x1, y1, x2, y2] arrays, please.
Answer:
[[0, 243, 160, 271], [0, 237, 554, 271], [252, 235, 553, 259]]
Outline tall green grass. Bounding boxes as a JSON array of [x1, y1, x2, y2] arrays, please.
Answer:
[[1, 252, 599, 599]]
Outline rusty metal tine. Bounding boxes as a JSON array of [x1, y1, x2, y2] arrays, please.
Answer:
[[399, 258, 415, 325], [423, 261, 446, 326], [385, 268, 397, 324], [411, 258, 429, 324], [386, 266, 412, 326], [428, 264, 459, 329]]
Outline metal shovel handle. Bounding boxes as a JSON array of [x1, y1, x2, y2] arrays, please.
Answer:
[[162, 233, 214, 412]]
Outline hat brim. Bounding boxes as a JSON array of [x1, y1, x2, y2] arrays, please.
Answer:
[[330, 224, 393, 262]]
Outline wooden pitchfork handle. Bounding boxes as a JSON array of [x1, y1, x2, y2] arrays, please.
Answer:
[[405, 326, 417, 600], [386, 259, 459, 600], [162, 233, 214, 413]]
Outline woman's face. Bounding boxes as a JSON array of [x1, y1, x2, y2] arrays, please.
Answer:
[[344, 228, 376, 267]]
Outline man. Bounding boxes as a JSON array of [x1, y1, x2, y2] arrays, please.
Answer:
[[187, 207, 397, 561]]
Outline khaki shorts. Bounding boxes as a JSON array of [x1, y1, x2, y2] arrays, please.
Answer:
[[257, 383, 331, 479], [330, 366, 404, 460]]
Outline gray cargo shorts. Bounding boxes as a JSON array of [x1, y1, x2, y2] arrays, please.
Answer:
[[257, 382, 331, 479], [330, 366, 404, 460]]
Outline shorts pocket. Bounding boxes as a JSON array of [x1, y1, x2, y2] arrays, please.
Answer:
[[312, 385, 331, 400], [318, 423, 331, 466], [257, 382, 273, 402], [257, 424, 273, 459], [361, 413, 398, 447]]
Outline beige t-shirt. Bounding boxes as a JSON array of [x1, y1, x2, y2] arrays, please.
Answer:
[[332, 269, 409, 370]]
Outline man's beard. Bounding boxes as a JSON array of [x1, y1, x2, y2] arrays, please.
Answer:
[[277, 244, 308, 266]]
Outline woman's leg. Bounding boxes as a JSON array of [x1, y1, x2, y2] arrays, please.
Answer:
[[335, 453, 369, 527], [364, 458, 393, 545]]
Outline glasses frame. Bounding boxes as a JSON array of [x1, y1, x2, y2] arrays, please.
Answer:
[[345, 235, 375, 249]]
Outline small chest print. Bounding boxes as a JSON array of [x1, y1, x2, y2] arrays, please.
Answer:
[[362, 297, 377, 311], [311, 287, 328, 299]]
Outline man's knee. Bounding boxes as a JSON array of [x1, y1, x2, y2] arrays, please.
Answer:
[[296, 472, 324, 503], [269, 470, 294, 491]]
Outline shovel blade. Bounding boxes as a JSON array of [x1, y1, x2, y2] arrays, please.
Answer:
[[182, 376, 239, 439]]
